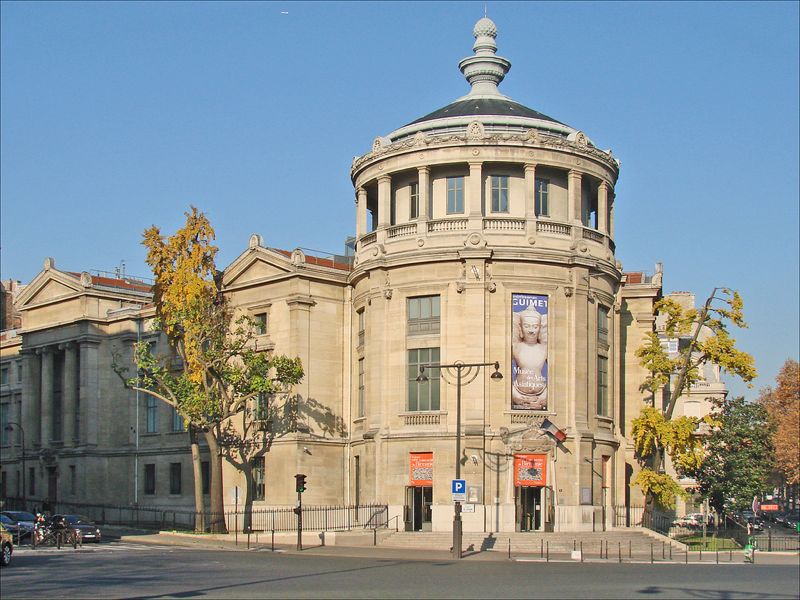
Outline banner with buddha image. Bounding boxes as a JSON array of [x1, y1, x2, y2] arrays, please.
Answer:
[[511, 293, 549, 411]]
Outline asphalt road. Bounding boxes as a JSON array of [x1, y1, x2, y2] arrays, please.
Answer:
[[2, 543, 798, 599]]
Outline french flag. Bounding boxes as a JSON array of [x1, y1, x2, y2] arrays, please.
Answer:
[[541, 418, 567, 442]]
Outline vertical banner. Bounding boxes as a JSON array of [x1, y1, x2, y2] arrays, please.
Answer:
[[409, 452, 433, 486], [511, 293, 549, 410], [514, 454, 547, 487]]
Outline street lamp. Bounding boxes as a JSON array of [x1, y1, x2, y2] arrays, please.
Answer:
[[417, 360, 502, 559], [4, 422, 26, 509]]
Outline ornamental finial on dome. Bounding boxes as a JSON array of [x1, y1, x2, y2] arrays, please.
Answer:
[[458, 16, 511, 98]]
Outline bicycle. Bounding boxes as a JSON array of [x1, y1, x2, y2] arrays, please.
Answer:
[[37, 526, 79, 549]]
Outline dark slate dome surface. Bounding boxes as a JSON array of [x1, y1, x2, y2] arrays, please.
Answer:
[[405, 97, 564, 128]]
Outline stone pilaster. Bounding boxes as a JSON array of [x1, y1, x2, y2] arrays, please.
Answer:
[[417, 167, 430, 228], [40, 347, 53, 446], [62, 342, 77, 446], [377, 175, 391, 228], [21, 350, 39, 447], [467, 162, 483, 221]]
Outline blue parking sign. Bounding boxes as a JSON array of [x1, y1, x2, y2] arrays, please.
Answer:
[[452, 479, 466, 501]]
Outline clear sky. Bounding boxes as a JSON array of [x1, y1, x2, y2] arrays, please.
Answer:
[[2, 1, 798, 399]]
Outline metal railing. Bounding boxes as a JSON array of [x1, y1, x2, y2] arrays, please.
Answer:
[[1, 497, 388, 534]]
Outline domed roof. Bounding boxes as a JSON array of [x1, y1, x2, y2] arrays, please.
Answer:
[[391, 17, 573, 138]]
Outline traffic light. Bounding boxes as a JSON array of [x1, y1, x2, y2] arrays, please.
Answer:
[[295, 473, 307, 493]]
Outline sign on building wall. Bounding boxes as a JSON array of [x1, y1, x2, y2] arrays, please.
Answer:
[[409, 452, 433, 486], [514, 454, 547, 487], [511, 293, 549, 411]]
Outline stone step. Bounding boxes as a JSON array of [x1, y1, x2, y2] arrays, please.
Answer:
[[380, 530, 682, 552]]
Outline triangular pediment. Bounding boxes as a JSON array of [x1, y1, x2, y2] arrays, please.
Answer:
[[15, 268, 83, 310], [222, 246, 294, 288]]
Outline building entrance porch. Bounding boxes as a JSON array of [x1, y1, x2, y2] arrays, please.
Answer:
[[404, 486, 433, 531]]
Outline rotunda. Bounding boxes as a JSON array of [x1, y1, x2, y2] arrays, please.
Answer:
[[349, 18, 623, 533]]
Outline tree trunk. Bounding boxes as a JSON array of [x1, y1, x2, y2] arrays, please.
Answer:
[[203, 427, 228, 534], [190, 426, 205, 533], [242, 463, 253, 533]]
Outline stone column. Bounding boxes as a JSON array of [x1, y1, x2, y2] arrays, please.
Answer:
[[377, 175, 391, 229], [417, 167, 430, 234], [524, 164, 536, 219], [568, 170, 583, 224], [467, 162, 483, 219], [40, 347, 54, 446], [79, 341, 100, 446], [62, 342, 77, 446], [609, 192, 615, 238], [356, 187, 367, 239], [21, 350, 40, 447], [598, 181, 608, 234]]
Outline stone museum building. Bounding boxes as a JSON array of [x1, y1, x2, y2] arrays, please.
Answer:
[[0, 19, 724, 531]]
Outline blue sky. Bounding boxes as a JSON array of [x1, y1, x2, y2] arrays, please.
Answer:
[[2, 1, 798, 398]]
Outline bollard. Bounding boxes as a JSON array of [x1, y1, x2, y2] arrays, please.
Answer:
[[716, 548, 719, 564], [699, 547, 702, 561], [629, 540, 632, 558], [618, 541, 621, 563], [540, 538, 543, 558], [247, 532, 251, 550], [685, 547, 688, 565], [271, 529, 275, 552], [546, 541, 549, 563], [650, 543, 653, 564], [662, 541, 665, 559], [729, 548, 732, 562], [573, 539, 576, 552], [669, 544, 672, 560], [508, 538, 511, 560], [373, 528, 377, 546], [580, 541, 583, 563]]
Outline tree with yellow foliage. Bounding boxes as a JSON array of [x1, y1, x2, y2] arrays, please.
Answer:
[[116, 208, 303, 533], [632, 288, 756, 508]]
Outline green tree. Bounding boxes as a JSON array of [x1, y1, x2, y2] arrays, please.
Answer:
[[115, 207, 303, 532], [695, 396, 774, 515], [632, 288, 756, 508]]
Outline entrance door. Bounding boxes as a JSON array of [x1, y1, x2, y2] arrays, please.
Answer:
[[515, 487, 542, 532], [404, 486, 433, 531]]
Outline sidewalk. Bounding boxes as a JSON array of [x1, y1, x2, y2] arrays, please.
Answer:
[[111, 527, 800, 566]]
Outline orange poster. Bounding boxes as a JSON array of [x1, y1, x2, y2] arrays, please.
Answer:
[[409, 452, 433, 486], [514, 454, 547, 487]]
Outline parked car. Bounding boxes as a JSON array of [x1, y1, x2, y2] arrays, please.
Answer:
[[783, 510, 800, 531], [0, 511, 35, 540], [50, 515, 102, 543], [672, 513, 704, 528], [0, 523, 13, 566]]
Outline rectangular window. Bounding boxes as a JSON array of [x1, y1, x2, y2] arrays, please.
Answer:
[[597, 306, 609, 346], [171, 407, 184, 432], [146, 397, 157, 433], [357, 358, 365, 418], [70, 465, 76, 495], [0, 404, 8, 445], [17, 362, 22, 383], [407, 347, 440, 411], [170, 462, 182, 495], [0, 367, 8, 385], [535, 178, 549, 217], [660, 338, 679, 354], [28, 467, 35, 495], [409, 182, 419, 219], [144, 464, 156, 495], [597, 355, 609, 416], [357, 309, 365, 348], [251, 457, 265, 501], [254, 312, 268, 335], [407, 295, 440, 336], [491, 175, 509, 213], [253, 392, 269, 421], [446, 176, 465, 214], [201, 460, 210, 495]]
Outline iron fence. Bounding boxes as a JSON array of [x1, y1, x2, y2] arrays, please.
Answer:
[[0, 496, 388, 534]]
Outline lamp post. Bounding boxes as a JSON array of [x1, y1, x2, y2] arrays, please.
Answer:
[[5, 422, 26, 509], [417, 360, 503, 559]]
